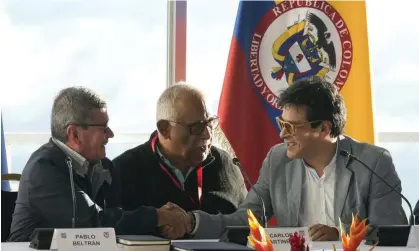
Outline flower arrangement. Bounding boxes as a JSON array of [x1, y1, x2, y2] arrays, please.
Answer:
[[247, 209, 309, 251], [247, 209, 274, 251], [246, 210, 378, 251], [289, 232, 309, 251], [333, 214, 378, 251]]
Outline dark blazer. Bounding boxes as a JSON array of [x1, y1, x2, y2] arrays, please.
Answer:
[[113, 132, 248, 215], [8, 139, 158, 242], [1, 190, 17, 242], [414, 199, 419, 225]]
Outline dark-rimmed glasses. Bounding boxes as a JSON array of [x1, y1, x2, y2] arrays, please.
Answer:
[[169, 116, 219, 135], [70, 123, 111, 133]]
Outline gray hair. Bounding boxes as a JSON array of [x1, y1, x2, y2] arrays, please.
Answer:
[[156, 82, 205, 122], [51, 86, 107, 142]]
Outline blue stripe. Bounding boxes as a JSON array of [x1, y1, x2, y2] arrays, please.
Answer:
[[233, 0, 276, 55], [233, 0, 282, 134], [1, 114, 11, 191]]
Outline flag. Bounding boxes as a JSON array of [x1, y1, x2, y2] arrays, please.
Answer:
[[1, 113, 11, 191], [218, 0, 374, 185]]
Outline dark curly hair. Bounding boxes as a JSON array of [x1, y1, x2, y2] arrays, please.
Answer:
[[277, 77, 346, 137]]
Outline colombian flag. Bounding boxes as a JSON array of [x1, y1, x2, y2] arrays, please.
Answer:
[[218, 0, 374, 186]]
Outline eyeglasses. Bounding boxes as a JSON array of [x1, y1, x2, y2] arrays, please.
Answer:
[[275, 117, 321, 135], [169, 116, 219, 135], [70, 123, 111, 133]]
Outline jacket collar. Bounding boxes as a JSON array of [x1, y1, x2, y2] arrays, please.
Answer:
[[333, 135, 354, 224], [51, 137, 89, 177], [50, 138, 112, 188]]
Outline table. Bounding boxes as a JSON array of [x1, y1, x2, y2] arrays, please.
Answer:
[[2, 241, 418, 251], [0, 242, 131, 251], [1, 242, 31, 251], [310, 241, 417, 251]]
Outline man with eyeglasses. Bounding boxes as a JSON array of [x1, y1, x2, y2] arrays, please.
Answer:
[[113, 83, 247, 239], [8, 87, 189, 242], [180, 77, 407, 241]]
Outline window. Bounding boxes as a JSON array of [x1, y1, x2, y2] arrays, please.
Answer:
[[186, 0, 239, 115], [377, 142, 419, 215], [1, 0, 167, 178], [367, 0, 419, 132], [367, 0, 419, 215]]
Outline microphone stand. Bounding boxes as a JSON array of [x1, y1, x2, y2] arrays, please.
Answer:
[[66, 157, 77, 228]]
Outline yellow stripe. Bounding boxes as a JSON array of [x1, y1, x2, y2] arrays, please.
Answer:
[[330, 0, 374, 144], [274, 0, 282, 5]]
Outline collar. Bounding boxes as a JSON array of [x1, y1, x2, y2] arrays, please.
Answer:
[[51, 138, 112, 196], [302, 141, 338, 171], [155, 143, 189, 172], [52, 137, 90, 177]]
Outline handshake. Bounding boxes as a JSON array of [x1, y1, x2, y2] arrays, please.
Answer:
[[156, 202, 194, 239]]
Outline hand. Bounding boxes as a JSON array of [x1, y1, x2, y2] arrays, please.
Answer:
[[157, 202, 189, 239], [308, 224, 339, 241], [162, 202, 194, 233], [158, 225, 176, 239]]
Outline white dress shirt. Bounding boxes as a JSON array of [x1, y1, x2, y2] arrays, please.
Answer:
[[299, 148, 338, 227]]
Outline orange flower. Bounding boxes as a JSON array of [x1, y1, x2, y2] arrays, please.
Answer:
[[333, 214, 377, 251], [247, 209, 274, 251]]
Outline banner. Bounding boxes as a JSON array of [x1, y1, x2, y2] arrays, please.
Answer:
[[218, 0, 374, 187]]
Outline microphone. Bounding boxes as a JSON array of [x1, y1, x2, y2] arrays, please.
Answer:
[[339, 150, 414, 226], [65, 157, 78, 228], [232, 157, 267, 228]]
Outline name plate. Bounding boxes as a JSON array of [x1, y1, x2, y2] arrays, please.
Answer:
[[264, 227, 310, 251], [49, 228, 117, 251]]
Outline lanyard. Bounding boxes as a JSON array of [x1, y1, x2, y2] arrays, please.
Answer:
[[151, 135, 203, 207]]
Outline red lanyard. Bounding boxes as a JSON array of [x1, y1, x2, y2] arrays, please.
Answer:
[[151, 135, 203, 207]]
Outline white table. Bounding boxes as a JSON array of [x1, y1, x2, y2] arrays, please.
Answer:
[[2, 241, 418, 251], [0, 242, 128, 251], [1, 242, 32, 251], [310, 241, 418, 251]]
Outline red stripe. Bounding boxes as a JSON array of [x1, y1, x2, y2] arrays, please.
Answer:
[[175, 1, 187, 82], [219, 37, 280, 227], [218, 37, 280, 186], [197, 167, 203, 204]]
